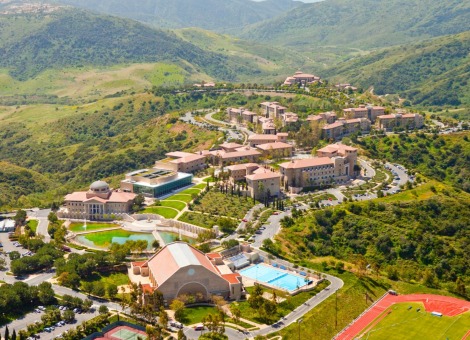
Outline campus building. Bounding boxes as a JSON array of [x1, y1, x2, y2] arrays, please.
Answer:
[[120, 168, 193, 198], [307, 111, 337, 124], [260, 101, 286, 119], [248, 133, 288, 147], [203, 146, 261, 166], [377, 113, 424, 131], [0, 219, 15, 232], [226, 163, 260, 182], [130, 242, 243, 302], [343, 105, 385, 123], [61, 181, 136, 220], [246, 170, 281, 199], [227, 107, 257, 124], [279, 144, 357, 192], [154, 152, 206, 173], [283, 71, 321, 86], [256, 142, 293, 158], [322, 118, 371, 140]]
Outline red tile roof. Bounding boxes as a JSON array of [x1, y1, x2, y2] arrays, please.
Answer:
[[222, 273, 242, 284]]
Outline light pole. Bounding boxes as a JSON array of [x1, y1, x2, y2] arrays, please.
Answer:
[[335, 289, 338, 329], [297, 318, 303, 340]]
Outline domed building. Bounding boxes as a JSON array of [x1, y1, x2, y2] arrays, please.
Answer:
[[60, 180, 136, 220]]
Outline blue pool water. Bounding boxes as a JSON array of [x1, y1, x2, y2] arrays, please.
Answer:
[[240, 264, 308, 292]]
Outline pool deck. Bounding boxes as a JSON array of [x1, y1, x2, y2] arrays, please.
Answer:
[[240, 263, 317, 294]]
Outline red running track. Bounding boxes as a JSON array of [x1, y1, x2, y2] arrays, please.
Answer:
[[337, 294, 470, 340]]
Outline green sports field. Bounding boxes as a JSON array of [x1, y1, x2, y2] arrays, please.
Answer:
[[359, 302, 470, 340]]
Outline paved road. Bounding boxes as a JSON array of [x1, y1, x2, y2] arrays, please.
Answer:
[[359, 159, 375, 179], [252, 211, 285, 248]]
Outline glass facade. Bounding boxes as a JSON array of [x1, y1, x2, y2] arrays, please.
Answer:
[[133, 173, 193, 197]]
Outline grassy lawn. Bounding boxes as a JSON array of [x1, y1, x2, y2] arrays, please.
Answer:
[[180, 188, 202, 195], [182, 306, 218, 325], [69, 222, 119, 233], [361, 302, 470, 340], [166, 194, 193, 203], [143, 206, 179, 219], [178, 212, 218, 228], [27, 219, 38, 233], [160, 200, 187, 211], [194, 183, 209, 189], [192, 189, 256, 219], [82, 229, 154, 248], [82, 272, 129, 287]]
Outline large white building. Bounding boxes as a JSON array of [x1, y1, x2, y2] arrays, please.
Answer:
[[60, 181, 136, 220], [130, 242, 243, 302]]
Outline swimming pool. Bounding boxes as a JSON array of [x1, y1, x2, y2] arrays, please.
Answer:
[[240, 264, 308, 292]]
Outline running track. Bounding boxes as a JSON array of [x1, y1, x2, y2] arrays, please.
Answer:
[[336, 294, 470, 340]]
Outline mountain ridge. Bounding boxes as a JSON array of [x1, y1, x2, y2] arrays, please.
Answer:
[[52, 0, 302, 31], [239, 0, 470, 50]]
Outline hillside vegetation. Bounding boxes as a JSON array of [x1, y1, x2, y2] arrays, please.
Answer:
[[55, 0, 301, 31], [0, 8, 249, 81], [324, 32, 470, 107], [358, 132, 470, 192], [0, 162, 58, 209], [275, 182, 470, 290], [240, 0, 470, 50], [0, 92, 223, 209]]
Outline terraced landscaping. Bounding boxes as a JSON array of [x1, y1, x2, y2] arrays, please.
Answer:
[[160, 200, 187, 210], [143, 206, 179, 219]]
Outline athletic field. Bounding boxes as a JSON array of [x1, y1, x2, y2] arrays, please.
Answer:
[[358, 302, 470, 340], [336, 293, 470, 340]]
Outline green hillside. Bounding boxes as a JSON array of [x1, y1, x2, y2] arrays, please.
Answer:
[[0, 8, 249, 81], [240, 0, 470, 50], [324, 32, 470, 107], [358, 132, 470, 192], [54, 0, 301, 31], [0, 161, 59, 209]]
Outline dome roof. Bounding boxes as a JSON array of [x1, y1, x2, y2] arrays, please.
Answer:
[[90, 180, 109, 191]]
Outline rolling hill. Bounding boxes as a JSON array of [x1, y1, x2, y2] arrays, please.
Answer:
[[240, 0, 470, 50], [53, 0, 302, 31], [0, 7, 239, 81], [323, 32, 470, 107]]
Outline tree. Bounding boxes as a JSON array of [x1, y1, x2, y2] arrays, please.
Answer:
[[229, 303, 241, 325], [98, 305, 109, 315], [82, 299, 93, 312], [170, 299, 185, 322], [456, 277, 466, 297], [82, 282, 94, 296], [62, 310, 75, 323], [4, 325, 9, 340], [38, 282, 55, 305], [152, 239, 160, 249], [10, 330, 15, 340], [14, 210, 27, 227], [0, 257, 6, 270], [107, 284, 118, 300], [93, 282, 106, 297], [9, 251, 20, 261], [158, 307, 169, 329]]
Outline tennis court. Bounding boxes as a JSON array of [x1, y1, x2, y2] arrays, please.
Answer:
[[104, 326, 147, 340]]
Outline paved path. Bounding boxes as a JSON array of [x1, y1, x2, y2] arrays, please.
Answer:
[[359, 159, 376, 179]]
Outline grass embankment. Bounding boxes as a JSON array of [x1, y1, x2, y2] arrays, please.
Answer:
[[69, 222, 119, 233], [26, 219, 39, 233], [143, 206, 179, 219], [82, 229, 153, 248]]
